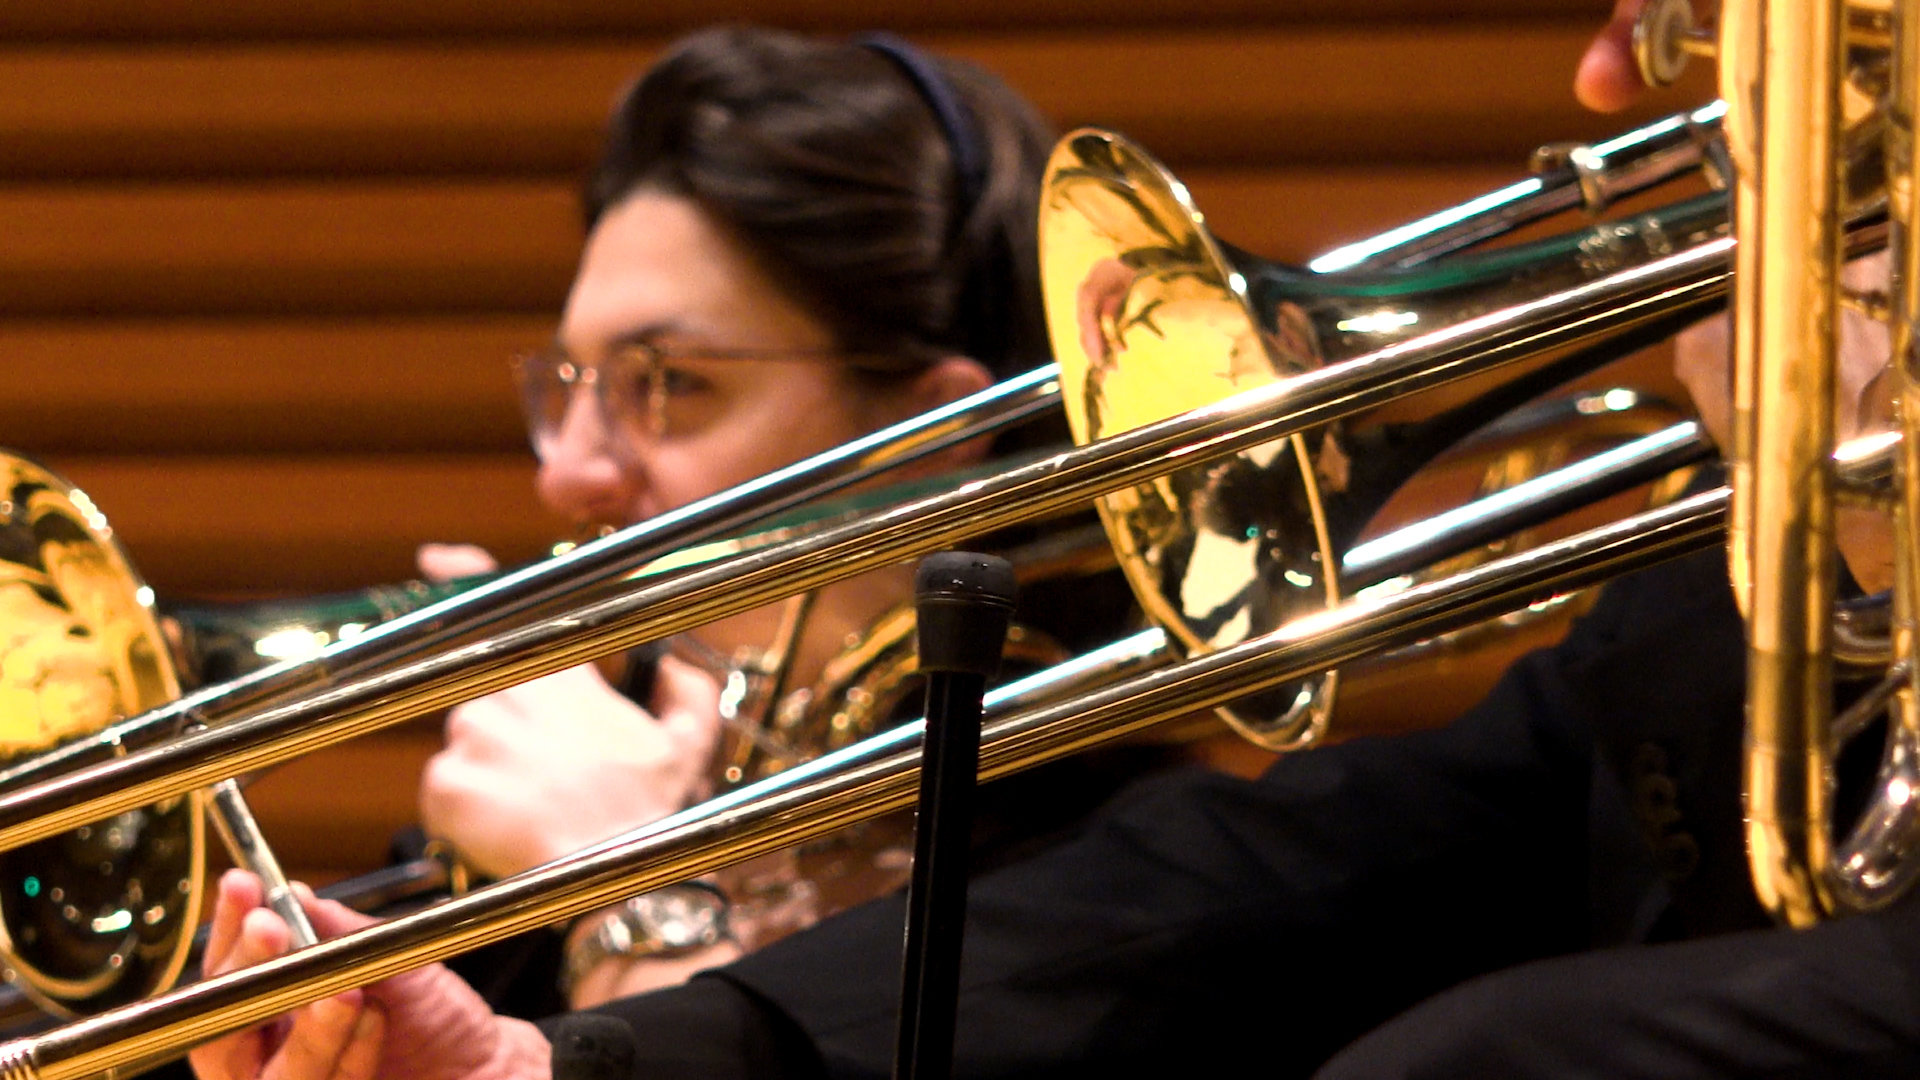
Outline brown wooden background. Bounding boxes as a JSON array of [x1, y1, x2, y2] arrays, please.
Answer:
[[0, 1, 1717, 883]]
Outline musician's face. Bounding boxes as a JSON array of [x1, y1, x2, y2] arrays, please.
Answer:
[[535, 191, 910, 531]]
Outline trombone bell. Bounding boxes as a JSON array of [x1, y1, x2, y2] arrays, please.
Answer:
[[1040, 130, 1342, 750], [0, 454, 204, 1014]]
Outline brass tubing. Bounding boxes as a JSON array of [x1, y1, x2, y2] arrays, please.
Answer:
[[1308, 102, 1727, 272], [0, 235, 1736, 856], [1740, 0, 1847, 927], [1717, 0, 1760, 621], [0, 488, 1731, 1080], [0, 368, 1068, 791], [1828, 0, 1920, 912]]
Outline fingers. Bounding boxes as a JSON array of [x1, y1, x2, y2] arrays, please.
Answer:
[[1575, 0, 1649, 113], [298, 890, 379, 940], [442, 695, 522, 752], [190, 1025, 267, 1080], [417, 543, 499, 582], [259, 991, 376, 1080], [331, 1005, 387, 1080], [206, 906, 294, 983], [418, 752, 492, 840], [204, 869, 267, 976]]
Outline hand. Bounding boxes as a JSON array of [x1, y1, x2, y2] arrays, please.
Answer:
[[188, 871, 549, 1080], [414, 543, 724, 879], [1577, 0, 1652, 112], [419, 652, 722, 880], [417, 544, 502, 583]]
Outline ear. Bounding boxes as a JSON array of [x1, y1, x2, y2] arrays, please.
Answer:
[[909, 354, 994, 408], [875, 355, 998, 469]]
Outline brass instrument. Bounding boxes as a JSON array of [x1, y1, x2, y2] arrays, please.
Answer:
[[1629, 0, 1920, 926], [1037, 127, 1729, 748], [0, 458, 203, 1016], [0, 92, 1854, 1065]]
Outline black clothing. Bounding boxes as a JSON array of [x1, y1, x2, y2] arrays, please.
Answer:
[[541, 979, 823, 1080], [582, 542, 1920, 1078], [1315, 887, 1920, 1079]]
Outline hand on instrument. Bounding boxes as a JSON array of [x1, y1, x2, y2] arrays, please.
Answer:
[[416, 541, 724, 880], [418, 656, 722, 879], [1578, 0, 1652, 112], [188, 870, 547, 1080], [416, 541, 721, 880]]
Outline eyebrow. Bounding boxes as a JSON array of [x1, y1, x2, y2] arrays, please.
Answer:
[[550, 320, 688, 354], [607, 322, 684, 349]]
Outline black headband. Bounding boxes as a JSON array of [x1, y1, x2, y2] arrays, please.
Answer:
[[856, 32, 988, 222]]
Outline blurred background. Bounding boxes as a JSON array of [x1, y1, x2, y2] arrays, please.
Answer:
[[0, 0, 1715, 883]]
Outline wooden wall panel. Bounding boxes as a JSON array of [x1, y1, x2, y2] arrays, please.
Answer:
[[0, 168, 1520, 322], [0, 0, 1616, 41], [0, 184, 576, 316], [238, 725, 443, 880], [44, 455, 564, 593], [2, 317, 542, 453], [0, 28, 1713, 180]]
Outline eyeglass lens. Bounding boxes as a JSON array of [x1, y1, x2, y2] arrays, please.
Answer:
[[514, 349, 708, 455]]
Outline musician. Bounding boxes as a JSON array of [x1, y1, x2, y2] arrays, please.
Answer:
[[382, 26, 1157, 1019], [184, 18, 1920, 1080]]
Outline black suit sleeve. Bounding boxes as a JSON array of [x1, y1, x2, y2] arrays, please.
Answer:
[[552, 976, 824, 1080]]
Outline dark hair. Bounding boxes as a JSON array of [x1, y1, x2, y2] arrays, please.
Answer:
[[584, 27, 1057, 385]]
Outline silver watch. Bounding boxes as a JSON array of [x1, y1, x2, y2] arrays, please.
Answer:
[[562, 883, 730, 991]]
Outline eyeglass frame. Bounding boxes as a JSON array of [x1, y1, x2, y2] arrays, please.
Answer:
[[509, 340, 929, 454]]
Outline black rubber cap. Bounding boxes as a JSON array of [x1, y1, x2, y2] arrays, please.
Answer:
[[550, 1013, 639, 1080], [914, 551, 1018, 606], [914, 551, 1016, 676]]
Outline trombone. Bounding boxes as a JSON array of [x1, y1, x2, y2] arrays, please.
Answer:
[[0, 96, 1853, 1066]]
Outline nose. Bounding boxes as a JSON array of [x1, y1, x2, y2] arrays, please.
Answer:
[[534, 389, 644, 525]]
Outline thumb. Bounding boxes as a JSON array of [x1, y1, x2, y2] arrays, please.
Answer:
[[417, 543, 500, 583], [1575, 0, 1650, 113]]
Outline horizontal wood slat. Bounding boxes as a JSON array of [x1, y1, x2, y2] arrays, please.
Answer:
[[43, 455, 563, 594], [4, 318, 538, 452], [0, 0, 1615, 41], [0, 166, 1520, 318], [0, 182, 578, 317], [0, 27, 1716, 181], [2, 317, 542, 453]]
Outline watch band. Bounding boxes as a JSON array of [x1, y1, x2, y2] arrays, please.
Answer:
[[561, 882, 731, 993]]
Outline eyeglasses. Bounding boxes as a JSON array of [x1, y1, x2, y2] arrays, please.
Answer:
[[510, 342, 922, 454]]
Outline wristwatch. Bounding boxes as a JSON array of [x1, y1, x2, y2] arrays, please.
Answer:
[[562, 882, 731, 992]]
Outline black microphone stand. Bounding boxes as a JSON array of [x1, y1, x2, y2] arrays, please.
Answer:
[[892, 552, 1016, 1080]]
